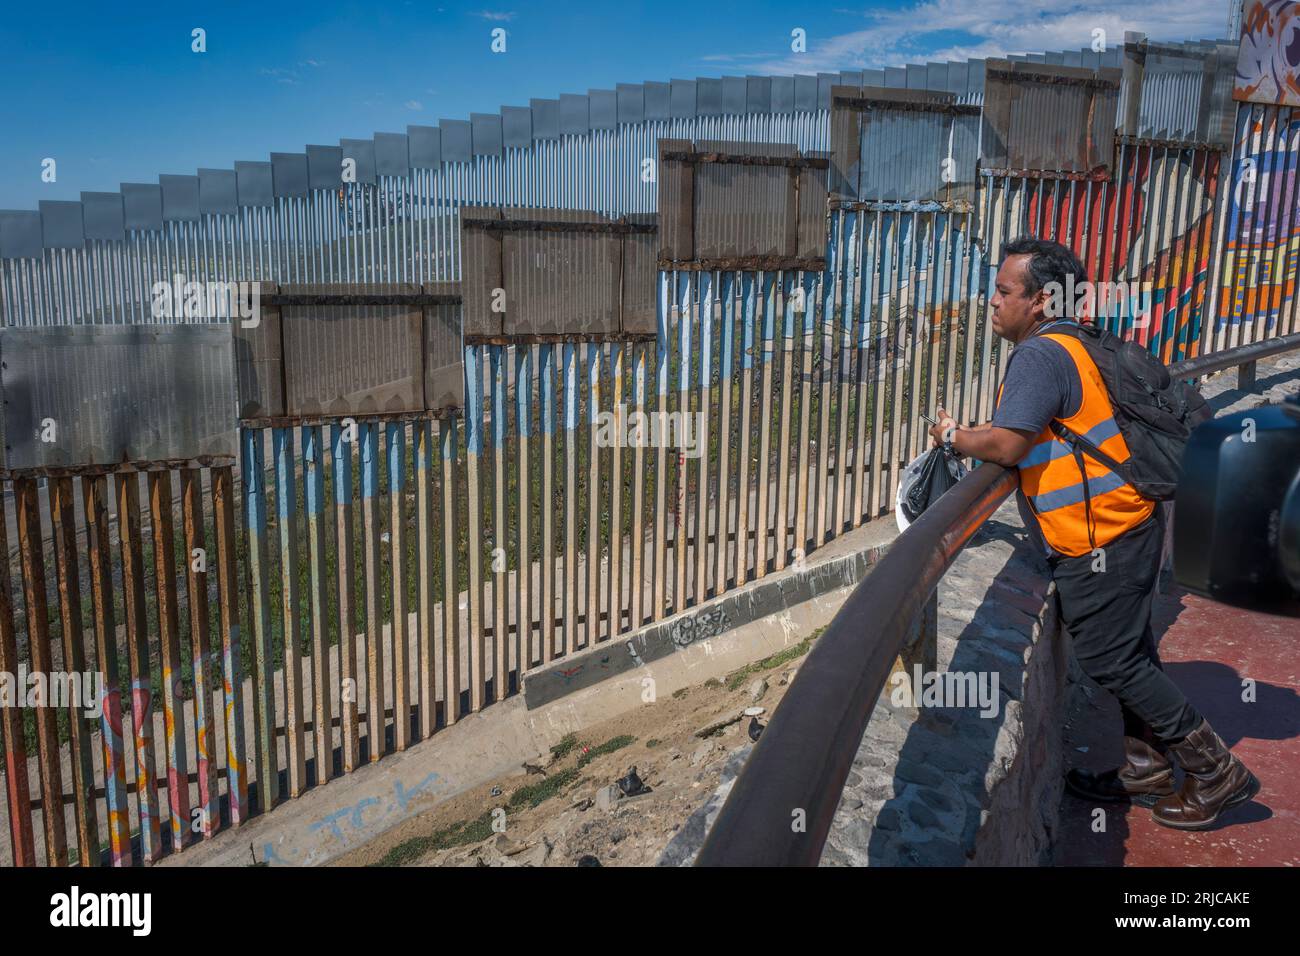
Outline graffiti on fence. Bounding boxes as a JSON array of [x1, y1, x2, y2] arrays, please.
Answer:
[[1235, 0, 1300, 106], [1218, 108, 1300, 333]]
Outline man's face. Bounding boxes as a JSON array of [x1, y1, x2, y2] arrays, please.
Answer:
[[990, 254, 1046, 343]]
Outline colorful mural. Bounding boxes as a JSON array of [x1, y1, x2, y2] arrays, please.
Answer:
[[1024, 144, 1221, 364], [1235, 0, 1300, 107], [1215, 105, 1300, 336]]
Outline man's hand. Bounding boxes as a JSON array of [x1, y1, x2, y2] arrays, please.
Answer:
[[928, 411, 1038, 467], [929, 407, 959, 450]]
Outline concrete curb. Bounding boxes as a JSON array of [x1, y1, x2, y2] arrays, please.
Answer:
[[523, 518, 898, 709]]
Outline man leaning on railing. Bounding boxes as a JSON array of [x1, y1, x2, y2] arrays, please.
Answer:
[[926, 237, 1259, 831]]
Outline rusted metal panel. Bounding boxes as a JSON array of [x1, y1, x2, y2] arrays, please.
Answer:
[[831, 86, 980, 203], [0, 491, 36, 866], [423, 281, 465, 410], [232, 282, 283, 419], [622, 213, 659, 335], [239, 284, 464, 419], [1122, 38, 1238, 147], [461, 206, 503, 338], [15, 478, 67, 865], [658, 139, 695, 262], [460, 207, 657, 339], [981, 59, 1122, 177], [0, 324, 236, 470], [280, 283, 424, 416], [502, 211, 620, 336], [656, 139, 829, 269]]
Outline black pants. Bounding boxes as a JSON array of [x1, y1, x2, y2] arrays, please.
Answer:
[[1048, 509, 1202, 744]]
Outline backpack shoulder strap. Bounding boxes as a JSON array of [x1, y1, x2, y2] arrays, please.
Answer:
[[1049, 419, 1126, 475]]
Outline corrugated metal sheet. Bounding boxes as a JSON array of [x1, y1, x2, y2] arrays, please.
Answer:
[[460, 206, 656, 338], [657, 139, 828, 265], [279, 283, 425, 416], [982, 59, 1122, 176], [694, 140, 796, 258], [1121, 38, 1238, 145], [422, 281, 464, 410], [503, 210, 620, 336], [232, 282, 283, 418], [831, 86, 980, 202], [622, 212, 659, 334], [0, 324, 235, 469]]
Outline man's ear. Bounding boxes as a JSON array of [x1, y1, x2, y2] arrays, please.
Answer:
[[1030, 287, 1051, 320]]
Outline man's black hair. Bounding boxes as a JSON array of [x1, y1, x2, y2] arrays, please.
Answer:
[[1001, 237, 1088, 297]]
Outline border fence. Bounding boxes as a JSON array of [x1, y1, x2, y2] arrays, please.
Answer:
[[1, 25, 1299, 866]]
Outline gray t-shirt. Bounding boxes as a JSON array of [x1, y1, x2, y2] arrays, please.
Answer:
[[991, 319, 1084, 435], [991, 319, 1085, 556]]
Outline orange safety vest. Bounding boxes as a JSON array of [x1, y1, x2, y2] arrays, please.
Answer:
[[998, 332, 1155, 558]]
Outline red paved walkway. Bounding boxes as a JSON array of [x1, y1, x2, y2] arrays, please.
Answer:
[[1056, 580, 1299, 866]]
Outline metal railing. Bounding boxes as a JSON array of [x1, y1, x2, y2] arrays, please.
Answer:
[[695, 333, 1300, 867]]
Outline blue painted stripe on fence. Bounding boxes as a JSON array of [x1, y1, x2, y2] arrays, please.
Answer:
[[464, 345, 483, 455], [782, 273, 796, 338], [563, 344, 578, 431], [720, 272, 736, 378], [540, 344, 556, 436], [273, 427, 294, 520], [860, 212, 877, 348], [242, 428, 266, 533], [516, 346, 532, 439], [386, 421, 405, 492], [361, 422, 378, 498], [657, 271, 671, 396], [761, 273, 776, 351], [678, 273, 693, 393], [332, 423, 352, 504], [440, 416, 458, 462], [741, 273, 756, 371], [699, 270, 714, 377], [304, 426, 323, 517], [588, 342, 602, 424], [491, 346, 507, 447]]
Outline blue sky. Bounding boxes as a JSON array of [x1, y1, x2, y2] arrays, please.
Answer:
[[0, 0, 1232, 207]]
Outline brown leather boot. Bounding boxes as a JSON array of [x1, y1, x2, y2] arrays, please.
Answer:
[[1152, 719, 1260, 830], [1066, 732, 1176, 807]]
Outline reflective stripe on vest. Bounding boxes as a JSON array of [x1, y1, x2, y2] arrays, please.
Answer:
[[997, 331, 1155, 557]]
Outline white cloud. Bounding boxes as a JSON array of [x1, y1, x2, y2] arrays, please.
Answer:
[[472, 10, 516, 21], [405, 99, 424, 111], [260, 66, 301, 85], [722, 0, 1228, 75]]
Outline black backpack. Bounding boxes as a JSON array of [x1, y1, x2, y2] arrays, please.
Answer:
[[1036, 321, 1211, 501]]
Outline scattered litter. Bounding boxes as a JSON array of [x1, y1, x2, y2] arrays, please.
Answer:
[[490, 786, 502, 797], [572, 797, 593, 812], [1075, 746, 1089, 753], [748, 717, 764, 742], [576, 855, 602, 867], [743, 706, 765, 717], [618, 766, 650, 797]]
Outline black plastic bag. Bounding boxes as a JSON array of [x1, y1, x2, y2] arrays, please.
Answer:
[[899, 448, 965, 527]]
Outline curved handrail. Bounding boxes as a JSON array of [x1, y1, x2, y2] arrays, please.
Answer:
[[694, 462, 1017, 866], [695, 330, 1300, 867]]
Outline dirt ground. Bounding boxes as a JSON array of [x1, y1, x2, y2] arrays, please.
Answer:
[[333, 628, 825, 867]]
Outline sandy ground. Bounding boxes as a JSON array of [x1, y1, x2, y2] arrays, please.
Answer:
[[331, 628, 824, 867]]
